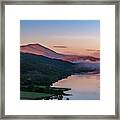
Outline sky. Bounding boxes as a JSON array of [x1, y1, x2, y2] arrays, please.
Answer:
[[20, 20, 100, 57]]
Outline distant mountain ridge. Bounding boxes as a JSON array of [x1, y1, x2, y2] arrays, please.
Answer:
[[20, 43, 100, 62]]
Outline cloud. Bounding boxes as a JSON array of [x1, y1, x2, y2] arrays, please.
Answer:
[[86, 49, 100, 58], [86, 49, 100, 52], [53, 45, 67, 48]]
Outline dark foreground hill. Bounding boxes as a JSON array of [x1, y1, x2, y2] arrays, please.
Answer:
[[20, 52, 99, 87], [20, 52, 74, 86]]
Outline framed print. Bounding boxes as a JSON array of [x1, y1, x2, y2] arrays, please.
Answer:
[[0, 0, 119, 119]]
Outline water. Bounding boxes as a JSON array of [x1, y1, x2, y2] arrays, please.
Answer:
[[52, 73, 100, 100]]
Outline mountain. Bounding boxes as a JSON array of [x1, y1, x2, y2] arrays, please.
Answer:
[[20, 43, 100, 62], [21, 43, 65, 59], [20, 53, 99, 86], [20, 52, 74, 86]]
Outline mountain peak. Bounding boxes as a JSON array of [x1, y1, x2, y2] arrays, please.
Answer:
[[21, 43, 64, 59], [21, 43, 43, 47]]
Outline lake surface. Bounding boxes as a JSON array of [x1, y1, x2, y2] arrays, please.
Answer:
[[52, 73, 100, 100]]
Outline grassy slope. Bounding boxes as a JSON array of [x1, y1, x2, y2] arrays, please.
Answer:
[[21, 91, 54, 100]]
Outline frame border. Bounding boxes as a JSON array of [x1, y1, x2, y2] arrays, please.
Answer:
[[0, 0, 119, 119]]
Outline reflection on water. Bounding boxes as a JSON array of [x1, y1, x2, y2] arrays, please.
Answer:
[[52, 73, 100, 100]]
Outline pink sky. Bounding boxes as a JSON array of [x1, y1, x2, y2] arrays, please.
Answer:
[[21, 20, 100, 58]]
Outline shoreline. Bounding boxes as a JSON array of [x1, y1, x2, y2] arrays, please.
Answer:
[[52, 71, 100, 87]]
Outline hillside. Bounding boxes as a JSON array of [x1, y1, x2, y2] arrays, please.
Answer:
[[21, 52, 99, 87], [20, 52, 74, 86]]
